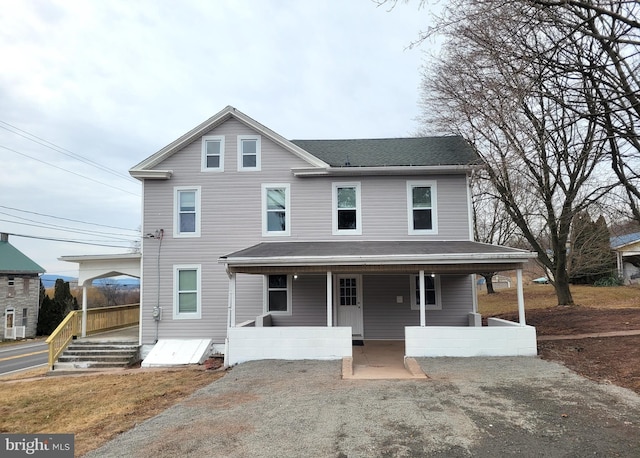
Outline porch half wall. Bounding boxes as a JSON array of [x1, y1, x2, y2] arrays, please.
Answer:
[[226, 326, 352, 366], [405, 322, 537, 357]]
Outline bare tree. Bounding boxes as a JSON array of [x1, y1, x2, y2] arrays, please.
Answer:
[[419, 0, 618, 305]]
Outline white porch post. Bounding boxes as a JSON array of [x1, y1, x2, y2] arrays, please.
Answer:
[[81, 283, 88, 337], [228, 272, 236, 328], [419, 270, 426, 327], [326, 271, 333, 327], [517, 268, 526, 326]]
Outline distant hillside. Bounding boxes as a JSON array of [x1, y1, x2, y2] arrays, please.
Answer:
[[41, 275, 140, 289]]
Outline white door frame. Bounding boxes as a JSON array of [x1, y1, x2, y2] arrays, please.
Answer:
[[335, 274, 364, 338], [4, 307, 15, 339]]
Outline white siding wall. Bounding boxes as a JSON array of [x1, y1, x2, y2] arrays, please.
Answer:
[[140, 118, 474, 345]]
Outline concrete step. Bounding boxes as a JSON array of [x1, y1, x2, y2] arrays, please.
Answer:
[[52, 340, 140, 372]]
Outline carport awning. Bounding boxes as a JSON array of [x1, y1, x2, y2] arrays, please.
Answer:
[[219, 241, 537, 274]]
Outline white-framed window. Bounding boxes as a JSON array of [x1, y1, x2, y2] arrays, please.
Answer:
[[407, 181, 438, 234], [264, 274, 292, 315], [201, 135, 224, 171], [21, 308, 28, 327], [332, 182, 362, 235], [262, 183, 291, 236], [173, 265, 201, 319], [410, 274, 442, 310], [237, 135, 261, 171], [174, 186, 201, 237]]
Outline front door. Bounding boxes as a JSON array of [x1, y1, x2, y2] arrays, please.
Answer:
[[336, 275, 363, 338], [4, 308, 14, 339]]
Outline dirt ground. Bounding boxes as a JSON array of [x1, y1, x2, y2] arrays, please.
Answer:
[[493, 306, 640, 394]]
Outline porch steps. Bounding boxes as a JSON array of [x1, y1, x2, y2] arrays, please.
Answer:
[[52, 340, 140, 372]]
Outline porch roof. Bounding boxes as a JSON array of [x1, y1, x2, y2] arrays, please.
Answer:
[[219, 241, 537, 274]]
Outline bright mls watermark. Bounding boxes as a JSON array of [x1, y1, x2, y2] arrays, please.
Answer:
[[1, 434, 73, 457]]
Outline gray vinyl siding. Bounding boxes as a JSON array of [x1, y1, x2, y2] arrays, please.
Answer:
[[139, 117, 474, 345], [363, 274, 474, 340], [273, 274, 327, 326]]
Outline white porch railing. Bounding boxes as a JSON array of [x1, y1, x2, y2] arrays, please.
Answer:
[[405, 321, 537, 357], [226, 326, 352, 366]]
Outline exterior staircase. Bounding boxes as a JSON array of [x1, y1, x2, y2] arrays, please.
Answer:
[[52, 340, 140, 372]]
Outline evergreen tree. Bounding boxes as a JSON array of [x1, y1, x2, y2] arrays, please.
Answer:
[[36, 279, 78, 335], [569, 213, 616, 284]]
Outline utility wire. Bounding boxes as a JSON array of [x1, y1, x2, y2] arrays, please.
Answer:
[[7, 232, 135, 249], [0, 144, 140, 197], [0, 120, 137, 184], [0, 205, 139, 232]]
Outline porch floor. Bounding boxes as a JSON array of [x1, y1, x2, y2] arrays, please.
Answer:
[[82, 326, 139, 342], [344, 340, 428, 380]]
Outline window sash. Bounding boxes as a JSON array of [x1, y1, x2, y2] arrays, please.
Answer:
[[267, 274, 289, 313], [407, 181, 437, 234], [238, 136, 261, 170], [174, 266, 201, 318], [333, 183, 361, 234]]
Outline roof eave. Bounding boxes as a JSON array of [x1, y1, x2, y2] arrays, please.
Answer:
[[129, 170, 173, 180], [291, 164, 480, 177]]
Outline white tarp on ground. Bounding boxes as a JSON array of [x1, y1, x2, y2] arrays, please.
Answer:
[[141, 339, 212, 367]]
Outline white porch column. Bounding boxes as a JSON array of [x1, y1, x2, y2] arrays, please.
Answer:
[[326, 271, 333, 327], [517, 268, 526, 326], [228, 273, 236, 328], [616, 251, 623, 280], [81, 283, 88, 337], [419, 270, 426, 327]]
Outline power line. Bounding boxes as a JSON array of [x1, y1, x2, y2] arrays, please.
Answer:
[[0, 205, 139, 232], [0, 120, 138, 184], [0, 144, 141, 197], [7, 232, 135, 249], [0, 215, 138, 242]]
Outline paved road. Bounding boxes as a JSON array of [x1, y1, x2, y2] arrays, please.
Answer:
[[86, 357, 640, 457], [0, 340, 48, 376]]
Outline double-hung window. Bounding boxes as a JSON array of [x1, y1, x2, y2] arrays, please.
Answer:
[[410, 274, 441, 310], [265, 274, 291, 314], [201, 135, 224, 171], [407, 181, 437, 234], [262, 184, 290, 236], [238, 135, 261, 171], [174, 265, 201, 319], [174, 187, 201, 237], [332, 182, 362, 235]]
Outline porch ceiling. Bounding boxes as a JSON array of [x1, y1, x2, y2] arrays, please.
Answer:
[[219, 241, 536, 275]]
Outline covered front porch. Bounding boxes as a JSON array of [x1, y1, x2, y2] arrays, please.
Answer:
[[220, 241, 538, 367]]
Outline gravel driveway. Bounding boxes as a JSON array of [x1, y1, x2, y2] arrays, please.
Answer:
[[85, 357, 640, 457]]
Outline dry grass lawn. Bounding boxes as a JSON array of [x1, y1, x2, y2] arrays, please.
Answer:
[[0, 367, 224, 456]]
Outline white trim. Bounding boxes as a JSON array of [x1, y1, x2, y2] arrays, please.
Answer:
[[201, 135, 225, 172], [263, 274, 292, 315], [407, 180, 438, 235], [410, 274, 442, 310], [332, 182, 362, 235], [261, 183, 291, 237], [292, 164, 479, 177], [466, 174, 474, 240], [173, 264, 202, 319], [237, 135, 261, 171], [173, 186, 201, 238]]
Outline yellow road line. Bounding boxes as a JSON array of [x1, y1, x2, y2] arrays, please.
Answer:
[[0, 350, 47, 362]]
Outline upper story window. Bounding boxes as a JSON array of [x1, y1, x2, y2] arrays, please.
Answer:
[[407, 181, 438, 235], [262, 184, 291, 236], [332, 182, 362, 235], [174, 265, 201, 319], [174, 186, 201, 237], [264, 274, 291, 315], [238, 135, 261, 171], [410, 274, 442, 310], [201, 135, 224, 171]]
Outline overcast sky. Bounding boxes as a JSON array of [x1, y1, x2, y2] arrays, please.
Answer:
[[0, 0, 438, 276]]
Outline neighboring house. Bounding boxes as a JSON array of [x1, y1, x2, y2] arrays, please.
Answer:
[[0, 233, 45, 339], [611, 233, 640, 285], [130, 106, 537, 365]]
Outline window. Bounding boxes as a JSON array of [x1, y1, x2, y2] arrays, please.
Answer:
[[265, 274, 291, 314], [174, 187, 201, 237], [22, 308, 28, 327], [7, 277, 14, 286], [174, 265, 201, 319], [332, 182, 362, 235], [407, 181, 437, 234], [262, 184, 290, 236], [410, 274, 442, 310], [201, 135, 224, 171], [238, 135, 261, 171]]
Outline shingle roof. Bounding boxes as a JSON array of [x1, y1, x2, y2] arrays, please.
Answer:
[[290, 137, 479, 167], [0, 241, 45, 274], [611, 232, 640, 249]]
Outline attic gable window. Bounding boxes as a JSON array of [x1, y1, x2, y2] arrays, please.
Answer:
[[201, 135, 224, 171], [407, 181, 438, 235], [238, 135, 261, 171]]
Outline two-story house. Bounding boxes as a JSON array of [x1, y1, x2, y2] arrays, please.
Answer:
[[0, 233, 45, 339], [130, 106, 537, 366]]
